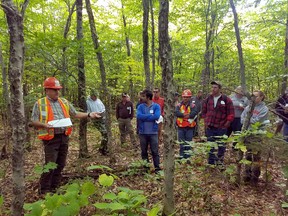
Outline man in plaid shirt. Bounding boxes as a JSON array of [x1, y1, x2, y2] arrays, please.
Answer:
[[202, 81, 234, 165]]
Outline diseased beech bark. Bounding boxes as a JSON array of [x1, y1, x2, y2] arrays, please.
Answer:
[[121, 0, 134, 100], [62, 1, 76, 96], [142, 0, 150, 89], [76, 0, 88, 158], [230, 0, 246, 91], [1, 0, 29, 215], [159, 0, 175, 215]]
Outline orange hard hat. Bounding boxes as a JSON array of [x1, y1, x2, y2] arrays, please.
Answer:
[[182, 89, 192, 97], [43, 77, 62, 89]]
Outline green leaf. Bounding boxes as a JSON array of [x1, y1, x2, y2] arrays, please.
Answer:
[[87, 165, 113, 171], [266, 132, 274, 138], [24, 201, 43, 216], [81, 181, 96, 196], [0, 195, 4, 208], [98, 174, 114, 187], [94, 202, 111, 209], [282, 202, 288, 208], [282, 166, 288, 178], [118, 191, 129, 200], [109, 202, 126, 211], [239, 159, 252, 165], [147, 205, 161, 216], [103, 192, 117, 200], [234, 143, 247, 153]]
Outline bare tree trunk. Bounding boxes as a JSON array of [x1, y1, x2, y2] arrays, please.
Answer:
[[1, 0, 29, 215], [76, 0, 88, 158], [85, 0, 113, 150], [121, 0, 134, 100], [159, 0, 175, 215], [142, 0, 150, 89], [201, 0, 216, 93], [282, 16, 288, 95], [150, 0, 156, 88], [62, 1, 76, 97], [230, 0, 246, 91]]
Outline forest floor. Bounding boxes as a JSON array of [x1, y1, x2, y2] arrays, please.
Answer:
[[0, 120, 288, 216]]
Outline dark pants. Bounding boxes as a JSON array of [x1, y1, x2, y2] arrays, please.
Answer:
[[40, 134, 69, 193], [93, 119, 108, 153], [206, 127, 227, 165], [226, 117, 242, 137], [139, 134, 160, 170], [178, 127, 194, 159]]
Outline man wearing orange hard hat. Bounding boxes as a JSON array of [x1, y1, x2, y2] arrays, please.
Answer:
[[175, 89, 198, 159], [31, 77, 101, 195]]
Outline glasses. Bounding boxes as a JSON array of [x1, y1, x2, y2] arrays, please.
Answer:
[[183, 96, 190, 99]]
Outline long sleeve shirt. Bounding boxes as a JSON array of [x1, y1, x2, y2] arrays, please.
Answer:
[[202, 94, 235, 129], [116, 101, 134, 119]]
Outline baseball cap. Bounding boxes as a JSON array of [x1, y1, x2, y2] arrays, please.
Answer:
[[211, 80, 222, 88], [90, 89, 98, 96], [174, 92, 180, 97]]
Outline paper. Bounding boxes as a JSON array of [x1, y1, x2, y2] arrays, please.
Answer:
[[156, 115, 163, 124], [48, 118, 72, 128]]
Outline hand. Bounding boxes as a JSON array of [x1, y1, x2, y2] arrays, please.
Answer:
[[224, 121, 230, 128], [44, 123, 52, 129], [183, 114, 190, 118], [89, 112, 101, 118]]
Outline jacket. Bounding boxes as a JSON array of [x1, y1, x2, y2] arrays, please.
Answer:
[[137, 102, 161, 134]]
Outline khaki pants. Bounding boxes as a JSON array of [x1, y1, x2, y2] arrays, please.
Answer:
[[118, 118, 136, 146]]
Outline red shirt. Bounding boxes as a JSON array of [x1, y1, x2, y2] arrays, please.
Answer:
[[201, 94, 234, 128], [153, 97, 165, 116]]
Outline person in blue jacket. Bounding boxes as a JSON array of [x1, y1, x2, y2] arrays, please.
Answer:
[[137, 89, 161, 173]]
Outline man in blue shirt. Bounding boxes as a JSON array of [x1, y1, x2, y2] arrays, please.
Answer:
[[137, 89, 161, 173]]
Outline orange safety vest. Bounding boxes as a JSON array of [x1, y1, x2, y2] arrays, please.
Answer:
[[37, 97, 72, 140], [176, 103, 196, 128]]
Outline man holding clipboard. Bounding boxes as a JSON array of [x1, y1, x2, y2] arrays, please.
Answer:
[[31, 77, 100, 194]]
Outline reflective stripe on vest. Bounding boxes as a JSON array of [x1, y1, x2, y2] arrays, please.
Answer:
[[176, 103, 196, 128], [37, 97, 72, 140]]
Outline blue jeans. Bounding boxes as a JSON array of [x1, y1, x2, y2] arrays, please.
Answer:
[[206, 127, 227, 165], [284, 122, 288, 142], [178, 127, 194, 158], [139, 134, 160, 170]]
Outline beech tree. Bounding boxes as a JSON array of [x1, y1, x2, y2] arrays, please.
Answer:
[[1, 0, 29, 215], [159, 0, 175, 215]]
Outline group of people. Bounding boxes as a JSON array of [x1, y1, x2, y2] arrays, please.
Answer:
[[31, 77, 288, 194]]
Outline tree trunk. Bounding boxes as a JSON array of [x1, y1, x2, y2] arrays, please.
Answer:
[[150, 0, 156, 88], [85, 0, 113, 150], [121, 0, 134, 100], [0, 42, 10, 158], [1, 0, 29, 215], [282, 16, 288, 95], [142, 0, 150, 89], [201, 0, 216, 93], [62, 1, 76, 97], [76, 0, 88, 158], [229, 0, 246, 91], [158, 0, 175, 215]]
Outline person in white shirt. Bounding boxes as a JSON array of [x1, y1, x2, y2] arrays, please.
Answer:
[[86, 90, 108, 155]]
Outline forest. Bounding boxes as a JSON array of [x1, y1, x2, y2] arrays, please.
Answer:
[[0, 0, 288, 215]]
